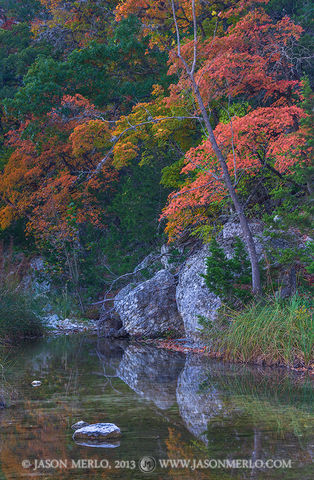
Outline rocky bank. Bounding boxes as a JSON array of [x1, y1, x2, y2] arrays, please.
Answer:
[[98, 219, 307, 340], [98, 220, 274, 340]]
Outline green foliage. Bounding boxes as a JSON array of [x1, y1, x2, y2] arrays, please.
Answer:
[[5, 16, 171, 118], [0, 23, 51, 100], [1, 0, 43, 22], [4, 55, 66, 116], [303, 241, 314, 275], [191, 224, 216, 244], [66, 15, 171, 108], [202, 296, 313, 367], [101, 161, 170, 276], [161, 158, 185, 189], [202, 237, 253, 305], [218, 101, 249, 124]]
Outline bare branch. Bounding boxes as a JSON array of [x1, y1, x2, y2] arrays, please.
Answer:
[[171, 0, 191, 74], [219, 89, 237, 185], [191, 0, 197, 75], [91, 252, 175, 305]]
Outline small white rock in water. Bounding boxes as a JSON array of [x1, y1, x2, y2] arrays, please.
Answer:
[[31, 380, 42, 387], [71, 421, 89, 431], [73, 423, 121, 441]]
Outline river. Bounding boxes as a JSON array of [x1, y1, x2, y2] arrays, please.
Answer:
[[0, 335, 313, 479]]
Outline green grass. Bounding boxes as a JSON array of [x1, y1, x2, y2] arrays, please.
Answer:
[[203, 295, 313, 367]]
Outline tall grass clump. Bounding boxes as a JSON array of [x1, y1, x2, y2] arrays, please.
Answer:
[[0, 243, 44, 343], [206, 295, 313, 367]]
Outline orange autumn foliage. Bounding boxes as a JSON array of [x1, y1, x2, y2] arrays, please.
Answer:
[[117, 1, 309, 241], [0, 95, 117, 245], [1, 0, 309, 254], [162, 106, 308, 239], [116, 0, 271, 46], [167, 10, 303, 107]]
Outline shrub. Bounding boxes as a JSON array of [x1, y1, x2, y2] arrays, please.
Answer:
[[202, 237, 253, 306]]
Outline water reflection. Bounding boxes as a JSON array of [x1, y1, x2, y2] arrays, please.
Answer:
[[0, 335, 312, 479], [176, 356, 224, 442], [117, 343, 184, 410]]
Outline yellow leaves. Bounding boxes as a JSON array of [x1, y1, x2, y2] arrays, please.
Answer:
[[151, 121, 171, 142], [111, 83, 199, 172], [112, 141, 139, 169], [30, 20, 42, 37], [70, 120, 111, 157], [151, 84, 165, 98], [39, 0, 62, 8]]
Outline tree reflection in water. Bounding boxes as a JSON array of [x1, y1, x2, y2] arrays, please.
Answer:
[[0, 336, 312, 479]]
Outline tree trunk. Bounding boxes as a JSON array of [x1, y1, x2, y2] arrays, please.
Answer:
[[192, 80, 262, 294]]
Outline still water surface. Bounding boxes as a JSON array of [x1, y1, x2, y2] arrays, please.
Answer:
[[0, 335, 313, 479]]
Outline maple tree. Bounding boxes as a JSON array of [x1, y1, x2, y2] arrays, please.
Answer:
[[115, 0, 310, 294], [0, 93, 120, 304], [0, 0, 311, 304], [112, 84, 199, 170], [0, 93, 117, 245], [0, 4, 176, 302]]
